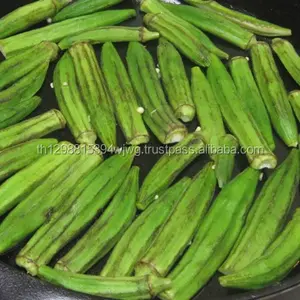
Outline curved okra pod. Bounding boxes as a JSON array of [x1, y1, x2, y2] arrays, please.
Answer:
[[229, 56, 274, 150], [0, 109, 66, 151], [289, 90, 300, 122], [101, 42, 149, 145], [207, 54, 277, 169], [164, 3, 256, 50], [272, 38, 300, 86], [53, 0, 123, 22], [126, 42, 187, 144], [158, 38, 195, 122], [160, 168, 260, 300], [137, 132, 204, 210], [100, 177, 191, 277], [0, 10, 136, 58], [251, 42, 298, 147], [220, 208, 300, 290], [16, 148, 135, 276], [220, 149, 299, 274], [135, 163, 216, 277], [38, 266, 171, 299], [184, 0, 291, 37]]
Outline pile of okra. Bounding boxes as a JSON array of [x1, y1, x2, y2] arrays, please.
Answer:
[[0, 0, 300, 299]]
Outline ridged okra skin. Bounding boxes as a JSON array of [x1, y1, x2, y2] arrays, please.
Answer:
[[289, 90, 300, 122], [221, 149, 299, 274]]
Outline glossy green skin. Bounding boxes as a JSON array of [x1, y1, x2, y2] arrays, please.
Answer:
[[184, 0, 291, 36], [220, 208, 300, 290], [0, 0, 70, 39], [54, 52, 97, 145], [16, 148, 134, 275], [289, 90, 300, 122], [160, 168, 260, 300], [272, 38, 300, 86], [100, 178, 191, 277], [0, 138, 57, 182], [59, 26, 159, 49], [126, 42, 187, 144], [0, 41, 58, 91], [164, 3, 256, 50], [137, 132, 204, 210], [38, 266, 171, 300], [135, 163, 216, 277], [101, 42, 149, 145], [251, 42, 298, 148], [0, 109, 66, 151], [229, 56, 275, 150], [0, 10, 136, 58], [56, 167, 139, 274], [221, 149, 299, 274], [207, 54, 277, 170], [0, 149, 101, 254], [53, 0, 123, 22], [158, 38, 195, 122]]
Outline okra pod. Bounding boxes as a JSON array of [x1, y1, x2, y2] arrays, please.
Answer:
[[126, 42, 188, 144], [0, 146, 102, 254], [59, 27, 159, 50], [0, 138, 57, 183], [16, 148, 135, 276], [272, 38, 300, 86], [220, 208, 300, 290], [0, 96, 41, 129], [184, 0, 291, 37], [101, 42, 149, 145], [100, 177, 191, 277], [251, 42, 298, 147], [220, 149, 299, 274], [0, 0, 71, 39], [160, 168, 260, 300], [289, 90, 300, 122], [54, 52, 97, 145], [38, 266, 171, 299], [229, 56, 275, 150], [207, 54, 277, 169], [0, 109, 66, 151], [0, 10, 136, 58], [53, 0, 123, 22], [135, 163, 216, 277], [164, 3, 256, 50], [55, 167, 139, 274], [137, 132, 204, 210], [157, 38, 195, 122]]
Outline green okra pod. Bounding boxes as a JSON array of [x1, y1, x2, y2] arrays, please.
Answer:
[[220, 149, 299, 274], [0, 0, 71, 39], [184, 0, 291, 37], [53, 0, 123, 22], [100, 177, 191, 277], [289, 90, 300, 122], [54, 52, 97, 145], [0, 138, 57, 183], [16, 148, 135, 276], [127, 41, 187, 144], [0, 109, 66, 151], [38, 266, 171, 299], [59, 27, 159, 50], [272, 38, 300, 86], [164, 3, 256, 50], [135, 163, 216, 277], [158, 38, 195, 122], [137, 132, 204, 210], [101, 42, 149, 145], [160, 168, 260, 300], [207, 54, 277, 169], [220, 208, 300, 290], [251, 42, 298, 147], [0, 10, 136, 58], [229, 56, 275, 150]]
